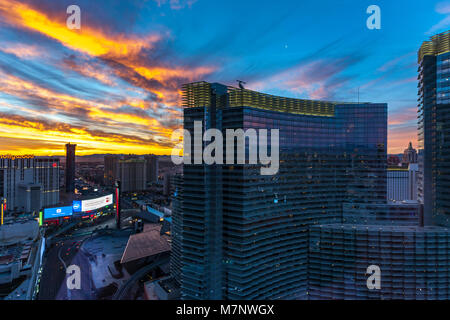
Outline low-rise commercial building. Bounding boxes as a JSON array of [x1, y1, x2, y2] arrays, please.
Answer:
[[0, 219, 44, 299]]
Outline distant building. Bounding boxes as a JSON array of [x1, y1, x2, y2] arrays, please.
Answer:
[[17, 184, 41, 214], [0, 156, 60, 213], [104, 155, 146, 192], [119, 158, 146, 193], [34, 157, 60, 208], [104, 155, 119, 186], [78, 162, 104, 185], [65, 143, 76, 193], [163, 173, 171, 196], [402, 142, 418, 165], [158, 156, 174, 171], [387, 155, 400, 166], [144, 155, 159, 184], [387, 164, 418, 201]]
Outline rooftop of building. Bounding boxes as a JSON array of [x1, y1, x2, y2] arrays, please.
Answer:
[[3, 278, 31, 300], [0, 219, 39, 246], [120, 224, 170, 264], [387, 163, 418, 171], [387, 167, 408, 171], [0, 242, 33, 266], [182, 81, 379, 117], [0, 219, 40, 275], [119, 158, 146, 163], [419, 30, 450, 63], [156, 276, 180, 295]]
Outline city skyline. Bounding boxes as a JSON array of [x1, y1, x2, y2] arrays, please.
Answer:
[[1, 0, 449, 156], [2, 7, 450, 303]]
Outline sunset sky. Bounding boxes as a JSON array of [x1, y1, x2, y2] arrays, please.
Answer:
[[0, 0, 449, 155]]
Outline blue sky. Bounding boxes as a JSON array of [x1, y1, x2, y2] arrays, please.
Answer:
[[0, 0, 448, 154]]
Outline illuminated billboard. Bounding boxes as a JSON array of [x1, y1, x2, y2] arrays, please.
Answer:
[[44, 206, 73, 219], [80, 194, 113, 212], [72, 200, 82, 213]]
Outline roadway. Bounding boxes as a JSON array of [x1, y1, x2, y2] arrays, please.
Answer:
[[38, 238, 85, 299], [112, 253, 170, 300], [38, 217, 116, 299]]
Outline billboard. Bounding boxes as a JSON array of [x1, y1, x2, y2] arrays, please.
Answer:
[[72, 200, 82, 213], [80, 194, 113, 212], [44, 206, 73, 219]]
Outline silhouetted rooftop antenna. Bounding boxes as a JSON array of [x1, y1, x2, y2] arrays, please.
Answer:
[[237, 80, 246, 89], [358, 87, 360, 104]]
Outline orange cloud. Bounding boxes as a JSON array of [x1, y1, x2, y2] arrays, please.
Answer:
[[0, 113, 175, 156], [0, 0, 215, 88], [0, 0, 160, 57], [131, 65, 215, 85], [0, 0, 212, 155], [0, 70, 180, 143]]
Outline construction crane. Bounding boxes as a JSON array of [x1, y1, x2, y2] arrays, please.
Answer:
[[236, 80, 246, 89]]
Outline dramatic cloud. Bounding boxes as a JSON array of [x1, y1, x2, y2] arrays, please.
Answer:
[[0, 0, 217, 155], [0, 0, 160, 57], [0, 0, 424, 156]]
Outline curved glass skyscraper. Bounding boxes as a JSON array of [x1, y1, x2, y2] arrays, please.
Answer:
[[173, 81, 387, 299], [418, 31, 450, 227]]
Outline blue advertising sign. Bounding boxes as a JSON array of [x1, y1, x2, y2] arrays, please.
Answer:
[[72, 200, 82, 213], [44, 206, 73, 219]]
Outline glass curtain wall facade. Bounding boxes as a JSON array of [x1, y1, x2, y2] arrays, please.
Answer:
[[309, 224, 450, 299], [176, 81, 387, 300], [418, 31, 450, 227]]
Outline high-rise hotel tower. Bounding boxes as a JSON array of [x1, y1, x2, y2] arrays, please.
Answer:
[[172, 81, 387, 299], [307, 31, 450, 300], [65, 143, 76, 193], [418, 31, 450, 226]]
